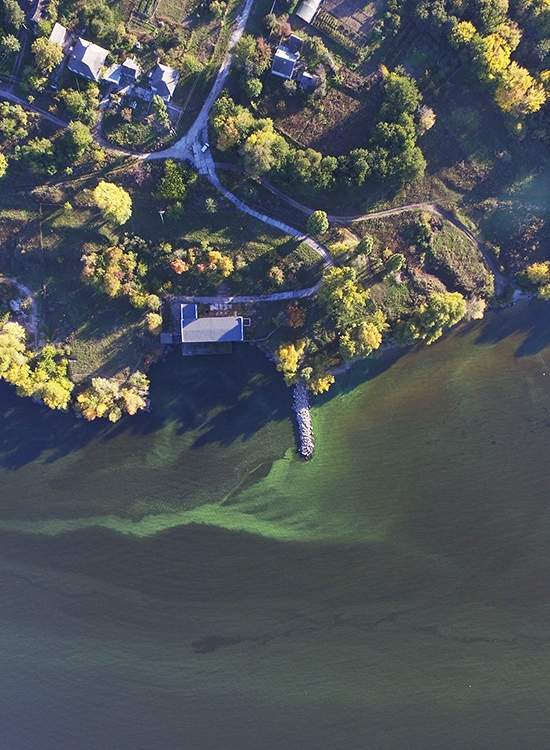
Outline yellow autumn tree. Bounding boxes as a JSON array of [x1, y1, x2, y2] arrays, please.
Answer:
[[495, 62, 547, 114], [145, 312, 163, 335], [207, 249, 234, 278], [276, 340, 307, 385], [481, 23, 520, 78], [76, 372, 149, 422], [309, 373, 335, 395], [93, 181, 132, 225], [451, 20, 477, 46], [526, 261, 550, 285]]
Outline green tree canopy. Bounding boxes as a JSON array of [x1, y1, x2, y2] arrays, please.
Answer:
[[307, 210, 329, 237], [32, 37, 64, 73]]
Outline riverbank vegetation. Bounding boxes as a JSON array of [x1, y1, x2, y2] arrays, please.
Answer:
[[0, 0, 548, 414]]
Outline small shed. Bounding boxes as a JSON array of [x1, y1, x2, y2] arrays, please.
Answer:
[[295, 0, 323, 24], [49, 22, 71, 52], [298, 70, 320, 91]]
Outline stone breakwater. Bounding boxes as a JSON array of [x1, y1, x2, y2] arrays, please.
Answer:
[[292, 381, 315, 459]]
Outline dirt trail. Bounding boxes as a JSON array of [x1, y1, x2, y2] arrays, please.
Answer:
[[0, 0, 506, 300]]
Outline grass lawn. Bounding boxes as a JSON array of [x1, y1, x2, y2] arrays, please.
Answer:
[[429, 221, 494, 297]]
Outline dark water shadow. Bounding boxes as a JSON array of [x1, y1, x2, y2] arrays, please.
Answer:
[[474, 300, 550, 358], [314, 345, 411, 408], [0, 391, 109, 470], [0, 347, 292, 470]]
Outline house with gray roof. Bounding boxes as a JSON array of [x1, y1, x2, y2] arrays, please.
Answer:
[[103, 58, 141, 88], [149, 63, 180, 102], [68, 38, 109, 82], [272, 34, 304, 80], [179, 304, 244, 355]]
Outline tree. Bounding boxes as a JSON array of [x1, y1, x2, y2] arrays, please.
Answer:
[[56, 86, 100, 125], [152, 94, 171, 131], [526, 260, 550, 285], [287, 302, 305, 328], [0, 321, 74, 410], [93, 181, 132, 225], [525, 261, 550, 298], [276, 340, 306, 384], [339, 310, 388, 360], [451, 20, 478, 47], [2, 0, 25, 29], [26, 344, 74, 410], [381, 71, 422, 120], [307, 210, 329, 237], [0, 102, 31, 143], [207, 249, 234, 278], [212, 96, 256, 151], [234, 35, 271, 77], [319, 266, 371, 329], [357, 234, 374, 255], [155, 160, 194, 201], [145, 312, 162, 335], [340, 148, 371, 186], [210, 0, 226, 16], [418, 105, 436, 133], [309, 373, 335, 394], [244, 77, 263, 99], [81, 244, 143, 301], [0, 152, 7, 178], [494, 62, 547, 115], [57, 121, 93, 162], [241, 123, 290, 175], [204, 197, 217, 214], [76, 372, 149, 422], [269, 265, 285, 286], [31, 37, 63, 73], [283, 79, 297, 96], [370, 116, 426, 182], [384, 252, 406, 274], [474, 0, 509, 33], [409, 291, 467, 344], [0, 33, 20, 55], [20, 137, 55, 173], [0, 319, 29, 386]]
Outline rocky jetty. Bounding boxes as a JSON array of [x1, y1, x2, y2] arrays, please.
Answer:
[[292, 381, 315, 459]]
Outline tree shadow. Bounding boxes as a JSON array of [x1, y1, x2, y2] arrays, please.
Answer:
[[474, 300, 550, 358], [0, 384, 109, 470]]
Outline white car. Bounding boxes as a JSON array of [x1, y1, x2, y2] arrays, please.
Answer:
[[201, 142, 210, 153]]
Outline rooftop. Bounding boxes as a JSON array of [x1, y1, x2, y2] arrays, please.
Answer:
[[149, 63, 180, 101], [272, 47, 300, 79], [68, 38, 109, 81], [103, 57, 142, 86], [180, 304, 244, 343], [299, 70, 320, 90], [285, 34, 304, 54], [49, 22, 71, 51], [295, 0, 323, 24]]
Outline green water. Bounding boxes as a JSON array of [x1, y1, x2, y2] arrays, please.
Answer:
[[2, 302, 550, 749]]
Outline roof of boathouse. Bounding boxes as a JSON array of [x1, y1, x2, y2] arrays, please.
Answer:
[[180, 304, 244, 344]]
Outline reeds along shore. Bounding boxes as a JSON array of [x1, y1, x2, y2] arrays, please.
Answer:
[[292, 381, 315, 459]]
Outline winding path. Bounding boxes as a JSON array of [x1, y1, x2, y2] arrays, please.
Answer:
[[0, 0, 505, 300]]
